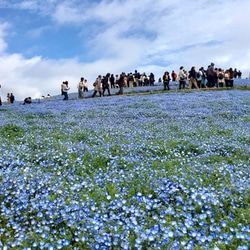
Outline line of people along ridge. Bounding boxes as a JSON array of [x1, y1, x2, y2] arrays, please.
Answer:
[[60, 63, 242, 100], [0, 64, 243, 105]]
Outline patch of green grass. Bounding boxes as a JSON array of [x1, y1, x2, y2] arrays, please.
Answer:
[[0, 124, 26, 140]]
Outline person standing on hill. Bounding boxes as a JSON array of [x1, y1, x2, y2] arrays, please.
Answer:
[[92, 75, 102, 97], [7, 93, 11, 104], [83, 79, 88, 92], [233, 68, 238, 78], [206, 62, 215, 88], [217, 68, 225, 87], [224, 70, 230, 87], [171, 70, 177, 81], [77, 77, 84, 99], [229, 68, 234, 87], [102, 73, 111, 96], [134, 70, 140, 87], [128, 73, 134, 87], [149, 73, 155, 86], [178, 66, 187, 89], [110, 74, 115, 88], [200, 67, 207, 88], [115, 74, 120, 88], [196, 68, 202, 88], [188, 66, 199, 89], [10, 93, 15, 103], [117, 72, 125, 95], [163, 71, 171, 90], [62, 81, 70, 100]]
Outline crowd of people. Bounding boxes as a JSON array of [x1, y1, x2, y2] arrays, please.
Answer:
[[60, 64, 242, 100], [0, 65, 244, 105], [0, 85, 15, 106], [175, 64, 240, 90]]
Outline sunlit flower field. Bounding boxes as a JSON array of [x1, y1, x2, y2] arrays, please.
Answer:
[[0, 81, 250, 249]]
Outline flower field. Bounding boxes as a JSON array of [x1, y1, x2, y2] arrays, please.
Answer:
[[0, 84, 250, 249]]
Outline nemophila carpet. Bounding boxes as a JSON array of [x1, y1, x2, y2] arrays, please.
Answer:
[[0, 86, 249, 249]]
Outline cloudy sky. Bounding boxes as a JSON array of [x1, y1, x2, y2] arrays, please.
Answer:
[[0, 0, 249, 101]]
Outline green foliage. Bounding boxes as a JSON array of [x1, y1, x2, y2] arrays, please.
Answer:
[[0, 124, 26, 140]]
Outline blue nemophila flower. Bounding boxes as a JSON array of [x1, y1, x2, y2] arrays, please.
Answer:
[[0, 85, 249, 248]]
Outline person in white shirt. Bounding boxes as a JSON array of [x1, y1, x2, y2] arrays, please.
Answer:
[[178, 66, 187, 90], [62, 81, 70, 100], [77, 77, 84, 98], [83, 79, 88, 92]]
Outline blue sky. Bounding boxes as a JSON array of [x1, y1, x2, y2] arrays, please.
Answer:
[[0, 0, 250, 101]]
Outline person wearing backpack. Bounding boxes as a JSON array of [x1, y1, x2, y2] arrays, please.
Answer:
[[217, 68, 224, 87]]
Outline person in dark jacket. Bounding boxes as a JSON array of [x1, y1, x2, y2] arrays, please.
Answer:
[[117, 72, 125, 95], [228, 68, 234, 87], [188, 66, 199, 89], [23, 97, 32, 105], [149, 73, 155, 86], [206, 62, 215, 88], [110, 74, 115, 88], [102, 73, 111, 96], [163, 71, 171, 90], [10, 93, 15, 103]]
